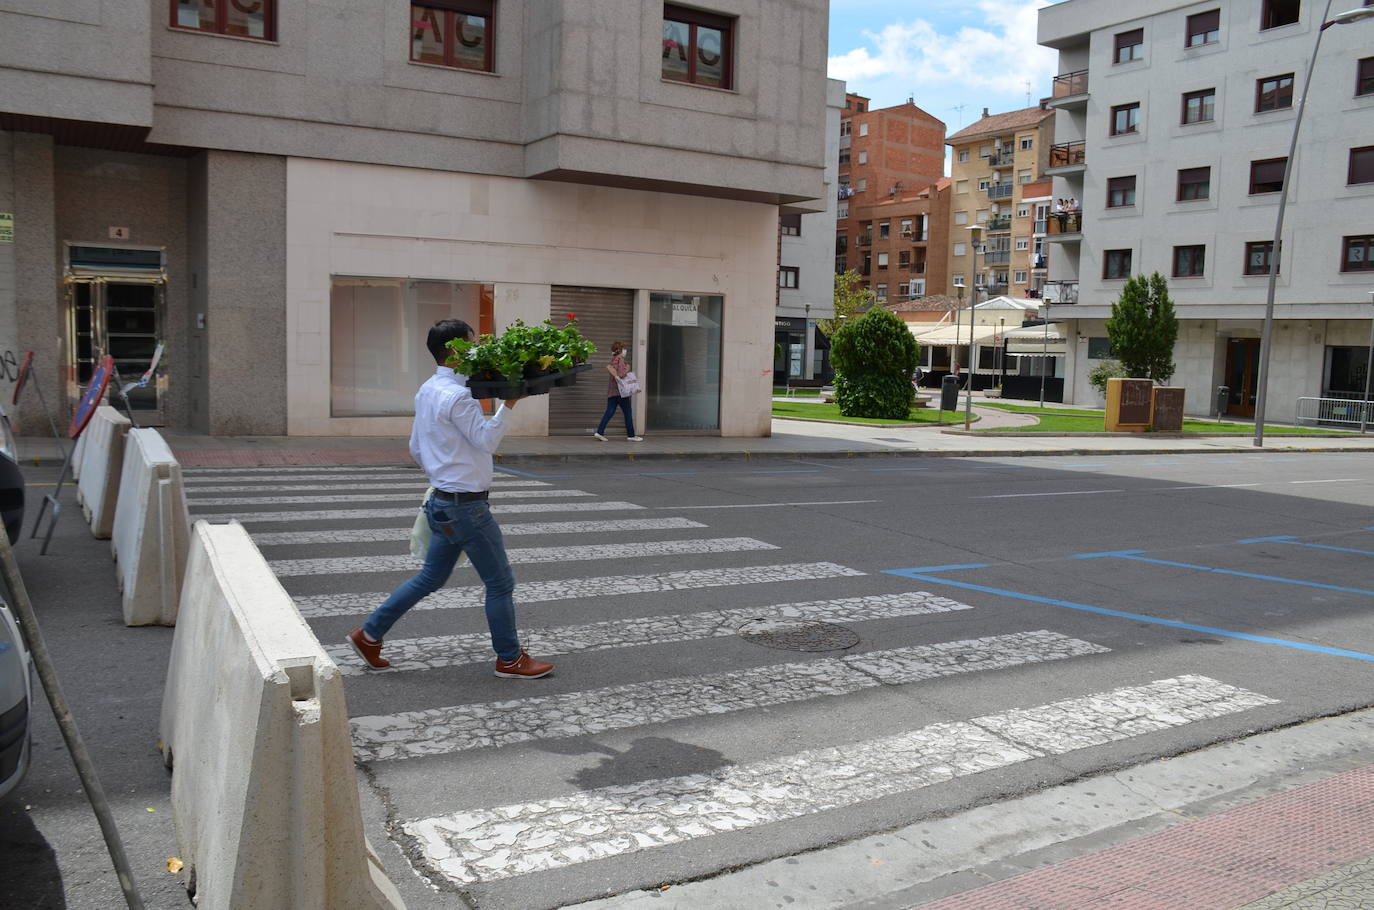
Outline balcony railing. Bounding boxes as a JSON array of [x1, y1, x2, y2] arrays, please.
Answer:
[[856, 235, 872, 247], [987, 149, 1016, 167], [1052, 69, 1089, 98], [986, 216, 1012, 231], [1034, 219, 1048, 234], [986, 183, 1015, 200], [1048, 141, 1086, 169], [983, 250, 1012, 265], [1047, 212, 1082, 236], [1041, 280, 1078, 303]]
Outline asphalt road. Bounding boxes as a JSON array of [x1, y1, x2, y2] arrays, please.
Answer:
[[3, 451, 1373, 909]]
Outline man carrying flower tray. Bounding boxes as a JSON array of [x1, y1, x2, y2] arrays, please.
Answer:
[[347, 318, 554, 680]]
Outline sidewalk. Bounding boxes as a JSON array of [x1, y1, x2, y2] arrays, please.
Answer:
[[25, 407, 1374, 910]]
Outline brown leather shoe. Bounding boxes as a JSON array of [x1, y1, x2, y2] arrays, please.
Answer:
[[348, 628, 390, 670], [494, 650, 553, 679]]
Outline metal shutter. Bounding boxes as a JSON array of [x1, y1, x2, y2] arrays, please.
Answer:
[[548, 286, 635, 435]]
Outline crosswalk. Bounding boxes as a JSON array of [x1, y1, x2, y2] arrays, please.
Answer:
[[183, 463, 1280, 902]]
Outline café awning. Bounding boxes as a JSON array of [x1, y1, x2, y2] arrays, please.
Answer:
[[1005, 323, 1067, 354], [910, 323, 1003, 346]]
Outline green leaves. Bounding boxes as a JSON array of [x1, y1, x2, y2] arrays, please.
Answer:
[[445, 317, 597, 383], [1106, 272, 1178, 384], [830, 307, 921, 419]]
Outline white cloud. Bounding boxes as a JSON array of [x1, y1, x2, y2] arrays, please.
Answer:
[[829, 0, 1059, 113]]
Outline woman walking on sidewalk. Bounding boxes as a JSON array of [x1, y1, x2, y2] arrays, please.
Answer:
[[594, 340, 644, 442]]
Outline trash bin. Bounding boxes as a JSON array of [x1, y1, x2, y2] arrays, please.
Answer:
[[941, 375, 960, 411], [1215, 385, 1229, 418]]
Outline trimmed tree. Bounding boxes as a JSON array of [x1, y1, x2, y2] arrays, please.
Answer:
[[1105, 272, 1178, 383], [830, 306, 920, 419]]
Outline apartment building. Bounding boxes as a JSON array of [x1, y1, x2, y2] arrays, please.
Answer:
[[0, 1, 829, 438], [852, 180, 951, 306], [945, 105, 1056, 301], [775, 78, 844, 384], [1039, 0, 1374, 420]]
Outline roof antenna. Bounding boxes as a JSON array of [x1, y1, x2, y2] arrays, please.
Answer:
[[1025, 81, 1032, 106], [948, 103, 967, 127]]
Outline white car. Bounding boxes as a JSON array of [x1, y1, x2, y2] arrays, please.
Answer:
[[0, 591, 32, 800]]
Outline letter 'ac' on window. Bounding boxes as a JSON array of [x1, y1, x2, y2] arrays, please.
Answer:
[[663, 4, 734, 89], [411, 1, 495, 72], [172, 0, 275, 40]]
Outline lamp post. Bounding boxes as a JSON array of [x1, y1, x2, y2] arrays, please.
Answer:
[[804, 302, 812, 381], [1252, 2, 1374, 447], [1362, 291, 1374, 434], [1040, 302, 1051, 407], [965, 225, 986, 430]]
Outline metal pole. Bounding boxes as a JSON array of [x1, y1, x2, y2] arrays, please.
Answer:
[[1040, 304, 1049, 407], [1362, 291, 1374, 433], [964, 287, 976, 430], [1254, 0, 1336, 447]]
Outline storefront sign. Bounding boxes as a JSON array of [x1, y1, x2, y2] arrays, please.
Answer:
[[672, 301, 698, 326], [0, 213, 13, 243]]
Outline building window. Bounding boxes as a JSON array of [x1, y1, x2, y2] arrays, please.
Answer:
[[899, 250, 911, 269], [1087, 337, 1116, 359], [1249, 157, 1287, 194], [1111, 102, 1140, 136], [173, 0, 275, 40], [837, 201, 849, 219], [1261, 0, 1300, 30], [1344, 235, 1374, 271], [834, 233, 847, 254], [958, 149, 970, 162], [1244, 241, 1277, 276], [1173, 244, 1206, 277], [1013, 270, 1028, 284], [780, 214, 801, 236], [1349, 146, 1374, 185], [1177, 166, 1211, 201], [953, 242, 967, 257], [875, 284, 887, 300], [857, 178, 867, 192], [779, 266, 799, 288], [410, 2, 495, 71], [878, 221, 890, 239], [1182, 88, 1216, 124], [1020, 136, 1034, 150], [976, 209, 989, 223], [859, 123, 868, 137], [840, 120, 851, 136], [877, 252, 889, 270], [1104, 249, 1133, 279], [1186, 9, 1220, 47], [955, 180, 969, 195], [1015, 238, 1029, 251], [899, 219, 913, 237], [838, 149, 850, 166], [1256, 73, 1294, 111], [1019, 168, 1033, 183], [662, 4, 733, 89], [1360, 58, 1374, 96], [1017, 205, 1030, 217], [1107, 175, 1137, 208], [1114, 28, 1144, 63], [954, 210, 969, 225], [858, 150, 868, 165]]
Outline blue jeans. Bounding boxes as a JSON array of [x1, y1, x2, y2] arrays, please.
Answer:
[[362, 497, 521, 661], [597, 396, 636, 437]]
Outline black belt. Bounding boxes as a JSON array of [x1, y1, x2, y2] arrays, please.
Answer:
[[433, 489, 489, 502]]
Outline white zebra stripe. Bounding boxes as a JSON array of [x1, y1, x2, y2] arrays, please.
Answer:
[[250, 517, 708, 546], [186, 466, 418, 475], [403, 675, 1276, 884], [352, 631, 1109, 762], [188, 489, 593, 506], [293, 562, 865, 618], [270, 537, 779, 577], [193, 502, 646, 523], [325, 591, 975, 676], [186, 480, 552, 492]]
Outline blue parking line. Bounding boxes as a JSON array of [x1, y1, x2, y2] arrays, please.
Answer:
[[867, 467, 930, 472], [882, 565, 1374, 662], [1075, 552, 1374, 596], [1238, 535, 1374, 556]]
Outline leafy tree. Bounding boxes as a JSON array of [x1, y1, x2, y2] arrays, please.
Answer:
[[1105, 272, 1178, 383], [819, 270, 875, 338], [1087, 359, 1127, 397], [830, 306, 920, 419]]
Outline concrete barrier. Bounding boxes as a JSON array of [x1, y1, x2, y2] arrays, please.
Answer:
[[75, 405, 130, 538], [159, 521, 405, 910], [111, 429, 190, 626]]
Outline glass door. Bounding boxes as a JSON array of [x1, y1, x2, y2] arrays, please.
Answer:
[[66, 278, 166, 425], [648, 293, 722, 431], [1224, 338, 1261, 417]]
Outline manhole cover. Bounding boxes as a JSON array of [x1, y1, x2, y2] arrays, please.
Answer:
[[737, 619, 860, 652]]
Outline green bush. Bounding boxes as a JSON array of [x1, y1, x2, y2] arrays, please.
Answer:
[[829, 307, 919, 419], [1088, 360, 1127, 397]]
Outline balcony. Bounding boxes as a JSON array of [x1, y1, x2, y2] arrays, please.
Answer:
[[987, 149, 1016, 168], [986, 216, 1012, 232], [983, 249, 1012, 265], [856, 235, 872, 248], [1045, 212, 1082, 242], [985, 183, 1015, 200], [1046, 141, 1086, 175], [1049, 70, 1089, 109], [1041, 280, 1078, 304]]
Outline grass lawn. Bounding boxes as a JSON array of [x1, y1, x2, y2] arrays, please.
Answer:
[[977, 401, 1345, 435], [773, 387, 822, 397], [771, 400, 957, 425]]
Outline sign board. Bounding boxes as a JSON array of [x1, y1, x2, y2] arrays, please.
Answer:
[[672, 301, 698, 327], [69, 355, 114, 439], [1105, 377, 1153, 431], [1151, 387, 1185, 432], [0, 213, 13, 243]]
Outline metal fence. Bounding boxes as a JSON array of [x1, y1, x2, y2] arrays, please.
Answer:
[[1295, 396, 1373, 428]]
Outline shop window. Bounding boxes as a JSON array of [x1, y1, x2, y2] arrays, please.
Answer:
[[1245, 241, 1277, 276], [1256, 73, 1294, 112], [1249, 157, 1287, 194], [1342, 235, 1374, 272], [172, 0, 274, 40], [1111, 102, 1140, 136], [1182, 88, 1215, 124], [1173, 244, 1206, 277], [1177, 166, 1211, 200], [1186, 9, 1220, 47], [648, 293, 722, 430], [1103, 249, 1132, 279], [411, 2, 494, 71], [662, 4, 733, 89], [1114, 28, 1144, 63]]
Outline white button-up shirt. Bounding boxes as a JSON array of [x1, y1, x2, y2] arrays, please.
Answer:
[[408, 367, 510, 493]]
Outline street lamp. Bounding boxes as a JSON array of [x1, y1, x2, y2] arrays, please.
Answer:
[[965, 225, 985, 430], [804, 302, 811, 381], [1362, 290, 1374, 434], [1252, 2, 1374, 447], [1040, 302, 1051, 408]]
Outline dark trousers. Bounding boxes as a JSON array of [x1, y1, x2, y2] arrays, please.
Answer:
[[597, 396, 636, 437]]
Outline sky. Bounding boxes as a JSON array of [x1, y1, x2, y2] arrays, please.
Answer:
[[827, 0, 1063, 134]]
